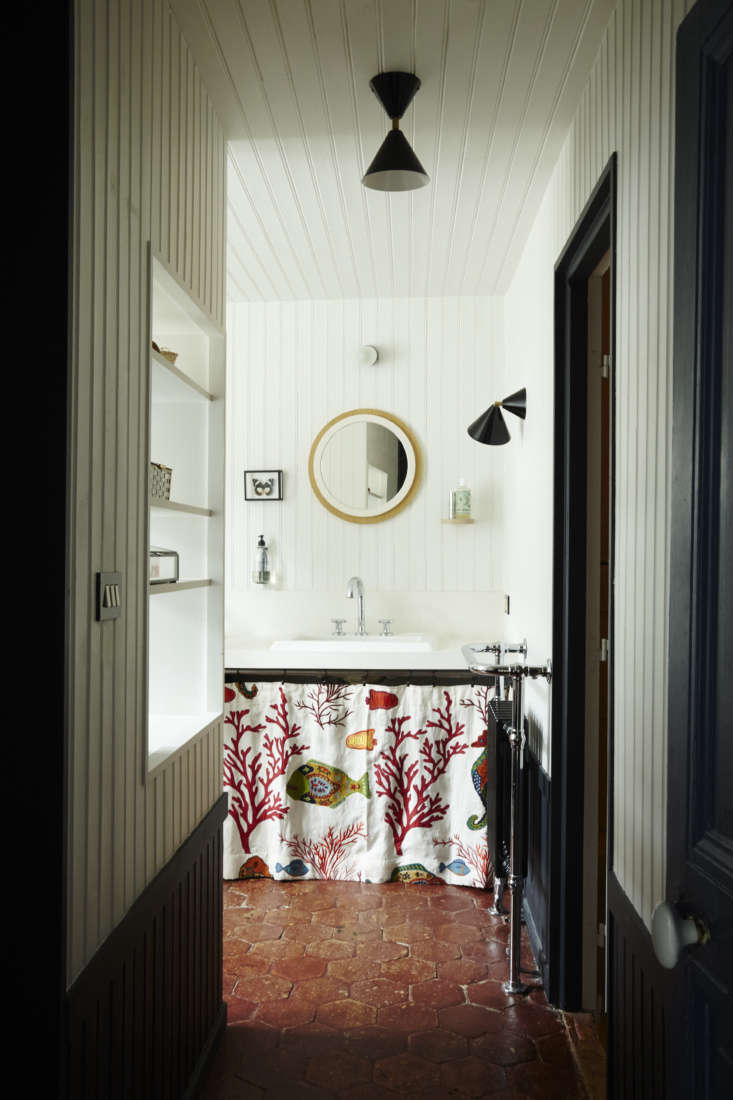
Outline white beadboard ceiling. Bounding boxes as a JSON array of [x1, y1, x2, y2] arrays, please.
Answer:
[[171, 0, 615, 301]]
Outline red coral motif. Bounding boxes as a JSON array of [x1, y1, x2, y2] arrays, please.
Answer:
[[433, 834, 493, 889], [223, 688, 309, 854], [374, 693, 469, 856], [279, 823, 367, 880], [295, 683, 353, 729]]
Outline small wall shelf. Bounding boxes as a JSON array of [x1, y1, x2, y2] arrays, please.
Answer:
[[151, 499, 214, 517], [149, 579, 213, 595], [441, 517, 475, 524], [151, 348, 214, 402]]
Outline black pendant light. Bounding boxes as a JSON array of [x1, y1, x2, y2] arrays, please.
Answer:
[[468, 388, 527, 446], [362, 72, 429, 192]]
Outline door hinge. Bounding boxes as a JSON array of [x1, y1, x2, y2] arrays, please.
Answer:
[[600, 638, 609, 662], [597, 922, 606, 947], [601, 354, 611, 379]]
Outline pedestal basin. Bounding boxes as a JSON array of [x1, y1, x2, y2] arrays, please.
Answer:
[[270, 633, 433, 654]]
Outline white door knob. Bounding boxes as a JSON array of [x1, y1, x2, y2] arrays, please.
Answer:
[[651, 901, 710, 969]]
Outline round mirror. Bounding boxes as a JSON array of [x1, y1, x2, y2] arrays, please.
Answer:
[[309, 409, 421, 523]]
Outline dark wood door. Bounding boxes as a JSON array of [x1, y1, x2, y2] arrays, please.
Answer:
[[667, 1, 733, 1094]]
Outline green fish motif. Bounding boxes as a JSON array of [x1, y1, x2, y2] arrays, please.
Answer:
[[286, 759, 371, 808], [389, 863, 445, 885]]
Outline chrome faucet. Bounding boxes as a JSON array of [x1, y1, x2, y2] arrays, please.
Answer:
[[345, 576, 367, 635]]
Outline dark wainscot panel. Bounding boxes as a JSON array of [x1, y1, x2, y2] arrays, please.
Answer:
[[65, 794, 228, 1100], [607, 870, 679, 1099]]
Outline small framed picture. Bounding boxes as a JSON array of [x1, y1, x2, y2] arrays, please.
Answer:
[[244, 469, 283, 501]]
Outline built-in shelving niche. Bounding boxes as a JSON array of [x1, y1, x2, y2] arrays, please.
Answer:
[[146, 248, 225, 775]]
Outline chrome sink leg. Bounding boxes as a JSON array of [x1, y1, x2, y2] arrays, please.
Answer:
[[490, 873, 507, 916]]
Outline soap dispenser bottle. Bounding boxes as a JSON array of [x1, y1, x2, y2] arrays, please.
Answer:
[[450, 478, 472, 520], [252, 534, 270, 584]]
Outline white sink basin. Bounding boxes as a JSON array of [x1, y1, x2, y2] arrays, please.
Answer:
[[270, 633, 433, 653]]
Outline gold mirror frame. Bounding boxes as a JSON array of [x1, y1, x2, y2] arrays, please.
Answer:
[[308, 408, 421, 524]]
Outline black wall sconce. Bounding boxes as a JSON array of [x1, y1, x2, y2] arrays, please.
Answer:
[[468, 388, 527, 445]]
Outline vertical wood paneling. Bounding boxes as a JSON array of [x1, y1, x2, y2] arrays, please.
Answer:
[[68, 0, 226, 982], [225, 295, 502, 640], [499, 0, 695, 925]]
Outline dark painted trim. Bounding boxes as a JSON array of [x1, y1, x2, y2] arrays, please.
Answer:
[[65, 794, 228, 1099], [551, 153, 617, 1010], [3, 1, 72, 1095]]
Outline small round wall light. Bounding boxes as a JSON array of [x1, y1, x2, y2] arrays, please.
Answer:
[[359, 345, 379, 367]]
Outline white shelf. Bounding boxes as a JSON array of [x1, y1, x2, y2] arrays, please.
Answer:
[[149, 578, 212, 595], [151, 498, 214, 517], [151, 350, 214, 402], [148, 711, 223, 772]]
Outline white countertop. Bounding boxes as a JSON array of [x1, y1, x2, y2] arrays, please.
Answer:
[[225, 637, 475, 671]]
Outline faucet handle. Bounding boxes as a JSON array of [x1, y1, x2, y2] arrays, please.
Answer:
[[331, 619, 346, 636], [378, 619, 393, 637]]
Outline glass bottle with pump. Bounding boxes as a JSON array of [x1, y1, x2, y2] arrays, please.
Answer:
[[252, 534, 270, 584]]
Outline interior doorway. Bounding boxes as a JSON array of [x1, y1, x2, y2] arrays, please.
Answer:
[[550, 154, 616, 1011], [582, 251, 611, 1030]]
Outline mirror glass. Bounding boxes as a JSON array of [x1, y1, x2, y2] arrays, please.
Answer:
[[309, 410, 420, 523]]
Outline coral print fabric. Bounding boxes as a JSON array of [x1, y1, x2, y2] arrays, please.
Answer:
[[223, 680, 494, 889]]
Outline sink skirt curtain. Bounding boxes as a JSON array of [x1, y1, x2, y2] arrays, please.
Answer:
[[223, 679, 494, 889]]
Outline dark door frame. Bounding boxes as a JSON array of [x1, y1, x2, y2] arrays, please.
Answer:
[[549, 154, 617, 1009]]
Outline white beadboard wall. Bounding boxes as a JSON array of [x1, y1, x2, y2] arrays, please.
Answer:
[[67, 0, 225, 982], [496, 0, 693, 926], [225, 296, 506, 643]]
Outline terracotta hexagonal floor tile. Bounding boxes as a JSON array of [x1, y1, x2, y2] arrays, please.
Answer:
[[304, 1049, 372, 1091], [427, 894, 476, 913], [376, 1003, 438, 1032], [535, 1032, 577, 1068], [383, 922, 435, 944], [356, 940, 407, 962], [409, 939, 461, 962], [343, 1024, 407, 1062], [437, 1003, 504, 1038], [233, 972, 292, 1003], [271, 955, 326, 982], [261, 906, 315, 926], [466, 979, 519, 1010], [436, 958, 488, 985], [441, 1055, 508, 1096], [345, 892, 384, 912], [503, 1002, 564, 1038], [316, 998, 377, 1029], [236, 1046, 315, 1092], [330, 925, 382, 943], [313, 907, 360, 927], [247, 922, 285, 944], [248, 939, 305, 960], [350, 976, 409, 1007], [510, 1059, 584, 1098], [336, 1085, 399, 1100], [327, 955, 379, 983], [254, 997, 316, 1029], [435, 922, 483, 943], [278, 1020, 345, 1059], [411, 979, 465, 1009], [380, 956, 435, 984], [306, 939, 355, 959], [408, 1028, 469, 1063], [282, 921, 334, 942], [223, 996, 256, 1024], [373, 1052, 438, 1094], [471, 1029, 537, 1066], [462, 938, 510, 963], [290, 975, 350, 1004]]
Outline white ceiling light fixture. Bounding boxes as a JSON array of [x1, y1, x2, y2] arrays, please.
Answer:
[[362, 72, 429, 192]]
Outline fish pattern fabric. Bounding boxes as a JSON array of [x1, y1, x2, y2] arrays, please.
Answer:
[[223, 679, 495, 889]]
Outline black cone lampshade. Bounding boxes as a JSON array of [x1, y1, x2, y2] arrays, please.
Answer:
[[362, 72, 429, 192], [468, 388, 527, 446]]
